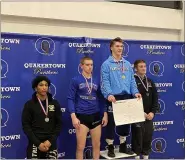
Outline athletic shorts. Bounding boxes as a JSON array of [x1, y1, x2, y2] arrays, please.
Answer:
[[76, 112, 101, 130]]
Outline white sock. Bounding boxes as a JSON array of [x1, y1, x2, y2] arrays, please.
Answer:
[[106, 139, 114, 145], [143, 155, 149, 159], [135, 155, 140, 159], [119, 136, 126, 144]]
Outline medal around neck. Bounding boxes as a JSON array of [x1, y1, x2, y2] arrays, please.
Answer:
[[45, 117, 49, 122], [37, 97, 49, 123], [136, 74, 149, 92], [88, 95, 93, 100], [122, 75, 126, 79], [82, 73, 93, 95]]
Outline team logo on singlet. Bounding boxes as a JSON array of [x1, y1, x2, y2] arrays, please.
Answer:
[[35, 37, 55, 56]]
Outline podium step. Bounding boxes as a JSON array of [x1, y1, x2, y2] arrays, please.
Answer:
[[100, 148, 136, 159]]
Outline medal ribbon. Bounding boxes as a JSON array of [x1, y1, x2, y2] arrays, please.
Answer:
[[136, 74, 149, 92], [82, 74, 93, 94], [37, 97, 48, 117]]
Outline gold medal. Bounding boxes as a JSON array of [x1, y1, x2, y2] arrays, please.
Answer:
[[122, 75, 125, 79]]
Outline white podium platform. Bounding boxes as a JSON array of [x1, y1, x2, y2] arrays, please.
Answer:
[[100, 148, 136, 159]]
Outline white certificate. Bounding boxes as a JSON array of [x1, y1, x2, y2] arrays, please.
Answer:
[[112, 98, 145, 126]]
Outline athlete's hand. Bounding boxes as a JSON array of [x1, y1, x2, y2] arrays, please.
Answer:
[[135, 93, 142, 100], [108, 95, 116, 103], [38, 143, 48, 152], [147, 112, 154, 120], [44, 140, 51, 150], [102, 112, 108, 127], [71, 113, 80, 129]]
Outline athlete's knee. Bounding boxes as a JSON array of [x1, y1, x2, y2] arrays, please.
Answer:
[[76, 144, 85, 152], [92, 140, 100, 149]]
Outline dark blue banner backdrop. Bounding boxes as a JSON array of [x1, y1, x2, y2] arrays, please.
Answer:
[[1, 33, 184, 159]]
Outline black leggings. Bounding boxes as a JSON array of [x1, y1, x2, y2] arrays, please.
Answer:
[[27, 143, 58, 159], [131, 120, 153, 155]]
